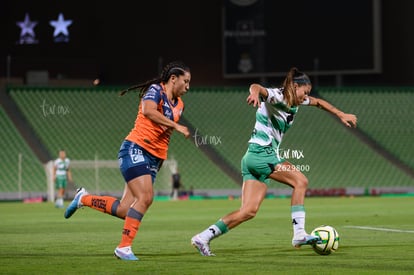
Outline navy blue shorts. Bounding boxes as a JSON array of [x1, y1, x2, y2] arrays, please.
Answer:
[[118, 140, 163, 184]]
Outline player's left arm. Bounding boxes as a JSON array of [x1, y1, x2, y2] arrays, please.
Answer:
[[308, 96, 357, 128], [52, 164, 57, 182], [67, 166, 73, 183], [67, 169, 73, 182]]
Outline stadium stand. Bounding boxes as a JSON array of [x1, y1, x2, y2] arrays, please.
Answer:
[[6, 87, 239, 199], [0, 106, 46, 198], [0, 86, 413, 200], [319, 88, 414, 170]]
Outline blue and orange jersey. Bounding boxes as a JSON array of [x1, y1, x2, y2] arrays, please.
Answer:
[[125, 84, 184, 159]]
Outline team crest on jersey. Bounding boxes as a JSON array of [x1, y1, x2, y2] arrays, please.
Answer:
[[164, 109, 173, 118]]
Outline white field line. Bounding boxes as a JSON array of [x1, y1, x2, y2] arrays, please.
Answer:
[[344, 226, 414, 233]]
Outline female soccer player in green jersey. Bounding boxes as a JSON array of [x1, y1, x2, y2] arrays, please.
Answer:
[[192, 67, 357, 256], [53, 150, 72, 208]]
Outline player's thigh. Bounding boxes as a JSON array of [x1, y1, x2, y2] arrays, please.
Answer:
[[127, 175, 153, 198], [269, 161, 308, 188], [127, 175, 154, 212]]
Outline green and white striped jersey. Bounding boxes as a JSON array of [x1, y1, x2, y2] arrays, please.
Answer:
[[54, 158, 70, 179], [248, 87, 309, 153]]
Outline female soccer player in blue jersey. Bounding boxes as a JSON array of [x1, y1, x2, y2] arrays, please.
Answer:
[[64, 61, 191, 261], [192, 67, 357, 256]]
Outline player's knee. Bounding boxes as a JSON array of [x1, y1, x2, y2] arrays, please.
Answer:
[[296, 177, 308, 190], [141, 196, 153, 208], [240, 208, 258, 221]]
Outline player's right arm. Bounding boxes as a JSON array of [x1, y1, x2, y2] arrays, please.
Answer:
[[141, 100, 190, 138], [247, 84, 268, 107]]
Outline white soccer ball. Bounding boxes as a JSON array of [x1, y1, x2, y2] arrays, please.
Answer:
[[311, 225, 339, 255]]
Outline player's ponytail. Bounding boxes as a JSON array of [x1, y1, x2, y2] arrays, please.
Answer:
[[119, 61, 190, 98], [282, 68, 298, 107], [119, 78, 159, 97], [282, 67, 311, 107]]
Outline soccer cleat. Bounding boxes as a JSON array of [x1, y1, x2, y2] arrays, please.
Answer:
[[292, 234, 321, 248], [64, 187, 88, 219], [114, 246, 139, 261], [191, 234, 215, 256]]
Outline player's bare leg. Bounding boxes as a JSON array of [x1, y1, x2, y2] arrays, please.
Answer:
[[269, 161, 320, 247], [221, 180, 267, 229], [115, 175, 153, 261], [64, 186, 136, 219], [192, 180, 267, 256]]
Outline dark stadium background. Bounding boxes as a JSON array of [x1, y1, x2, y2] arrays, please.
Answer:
[[0, 0, 413, 200], [0, 0, 414, 87]]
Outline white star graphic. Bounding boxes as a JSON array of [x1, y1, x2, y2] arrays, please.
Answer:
[[16, 13, 38, 37], [49, 13, 72, 37]]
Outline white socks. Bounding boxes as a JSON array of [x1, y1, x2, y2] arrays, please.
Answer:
[[291, 205, 306, 237], [198, 219, 229, 242]]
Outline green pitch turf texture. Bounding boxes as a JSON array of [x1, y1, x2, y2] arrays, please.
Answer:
[[1, 196, 413, 274]]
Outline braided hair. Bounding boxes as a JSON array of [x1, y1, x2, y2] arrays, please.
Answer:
[[282, 67, 311, 107], [119, 61, 190, 97]]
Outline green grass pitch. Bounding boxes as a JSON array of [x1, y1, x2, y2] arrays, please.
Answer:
[[1, 196, 414, 274]]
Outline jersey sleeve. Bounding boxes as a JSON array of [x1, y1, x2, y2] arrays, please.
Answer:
[[142, 84, 162, 104], [265, 88, 284, 104]]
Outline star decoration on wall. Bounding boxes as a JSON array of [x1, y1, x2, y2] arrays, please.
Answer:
[[49, 13, 73, 37], [16, 13, 38, 37]]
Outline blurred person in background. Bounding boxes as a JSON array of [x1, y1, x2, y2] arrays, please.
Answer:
[[53, 149, 72, 208], [170, 169, 182, 200]]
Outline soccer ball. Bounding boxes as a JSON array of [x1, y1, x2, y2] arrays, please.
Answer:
[[311, 225, 339, 255]]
